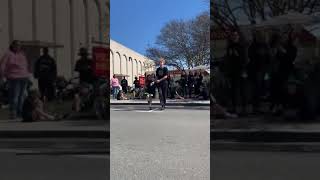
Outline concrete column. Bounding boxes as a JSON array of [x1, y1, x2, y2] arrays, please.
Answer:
[[8, 0, 13, 43], [52, 0, 57, 59], [32, 0, 37, 40], [94, 0, 102, 41], [126, 56, 128, 76], [83, 0, 89, 47], [69, 0, 75, 76]]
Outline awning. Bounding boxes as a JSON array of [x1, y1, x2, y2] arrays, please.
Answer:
[[114, 74, 130, 77], [255, 12, 318, 28], [20, 40, 64, 48]]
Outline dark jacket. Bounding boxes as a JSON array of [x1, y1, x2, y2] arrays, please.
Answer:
[[34, 55, 57, 81], [248, 41, 270, 77], [225, 42, 247, 78]]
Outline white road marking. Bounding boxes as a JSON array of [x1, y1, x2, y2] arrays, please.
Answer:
[[135, 108, 163, 113], [0, 149, 37, 154], [111, 107, 164, 113], [110, 108, 123, 111]]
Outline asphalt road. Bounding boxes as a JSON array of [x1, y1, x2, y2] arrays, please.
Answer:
[[212, 150, 320, 180], [110, 105, 210, 180], [0, 138, 109, 180]]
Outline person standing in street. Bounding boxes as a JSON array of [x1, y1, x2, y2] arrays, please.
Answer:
[[34, 47, 57, 102], [0, 40, 31, 119], [110, 75, 120, 99], [121, 76, 128, 94], [156, 58, 169, 110]]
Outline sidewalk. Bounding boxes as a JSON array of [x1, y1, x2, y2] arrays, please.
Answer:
[[111, 99, 210, 106], [0, 119, 109, 138], [212, 116, 320, 142]]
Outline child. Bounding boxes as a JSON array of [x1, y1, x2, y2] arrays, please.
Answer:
[[117, 90, 128, 100], [145, 75, 156, 110], [22, 90, 60, 122]]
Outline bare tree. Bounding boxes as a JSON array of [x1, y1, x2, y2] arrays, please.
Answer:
[[212, 0, 320, 34], [146, 12, 210, 69]]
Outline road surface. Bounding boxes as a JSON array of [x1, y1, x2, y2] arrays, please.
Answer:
[[0, 138, 109, 180], [212, 150, 320, 180], [111, 105, 210, 180]]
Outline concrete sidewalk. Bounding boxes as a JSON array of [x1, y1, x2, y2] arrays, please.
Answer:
[[111, 99, 210, 106], [0, 119, 109, 138], [212, 116, 320, 142]]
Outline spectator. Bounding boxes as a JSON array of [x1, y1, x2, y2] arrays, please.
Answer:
[[248, 31, 270, 113], [211, 94, 238, 119], [282, 77, 304, 120], [269, 33, 287, 114], [180, 70, 188, 97], [110, 74, 120, 99], [0, 40, 31, 119], [117, 90, 128, 100], [195, 71, 203, 95], [34, 47, 57, 102], [133, 77, 140, 98], [121, 76, 128, 94], [225, 31, 247, 114], [73, 47, 95, 112], [187, 71, 195, 98], [22, 89, 60, 122]]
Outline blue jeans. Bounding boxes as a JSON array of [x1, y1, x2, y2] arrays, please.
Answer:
[[8, 78, 28, 117], [112, 86, 119, 99]]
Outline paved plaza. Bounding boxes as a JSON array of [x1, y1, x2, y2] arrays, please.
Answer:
[[111, 105, 210, 180]]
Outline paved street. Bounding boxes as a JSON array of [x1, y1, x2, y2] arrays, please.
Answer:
[[111, 105, 210, 180], [0, 138, 109, 180], [212, 150, 320, 180]]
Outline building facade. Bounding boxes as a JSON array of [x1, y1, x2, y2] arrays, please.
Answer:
[[110, 39, 155, 85], [0, 0, 109, 83]]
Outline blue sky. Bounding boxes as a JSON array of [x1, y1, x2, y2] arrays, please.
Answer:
[[110, 0, 209, 55]]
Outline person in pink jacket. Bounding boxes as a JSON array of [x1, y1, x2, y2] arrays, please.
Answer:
[[110, 75, 120, 99], [0, 40, 31, 119]]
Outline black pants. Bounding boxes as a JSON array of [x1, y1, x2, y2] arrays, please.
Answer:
[[158, 81, 168, 106], [122, 86, 127, 93], [230, 76, 248, 111], [188, 85, 193, 97], [38, 79, 55, 101]]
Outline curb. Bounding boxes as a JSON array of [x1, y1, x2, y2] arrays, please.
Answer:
[[111, 103, 210, 106], [0, 130, 109, 139], [212, 129, 320, 142], [212, 141, 320, 152]]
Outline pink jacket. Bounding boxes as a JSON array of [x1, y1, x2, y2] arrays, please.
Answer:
[[110, 78, 120, 87], [0, 50, 31, 79]]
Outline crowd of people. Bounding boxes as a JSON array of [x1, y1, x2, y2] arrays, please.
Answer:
[[0, 40, 103, 122], [110, 67, 209, 101], [212, 29, 320, 121]]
